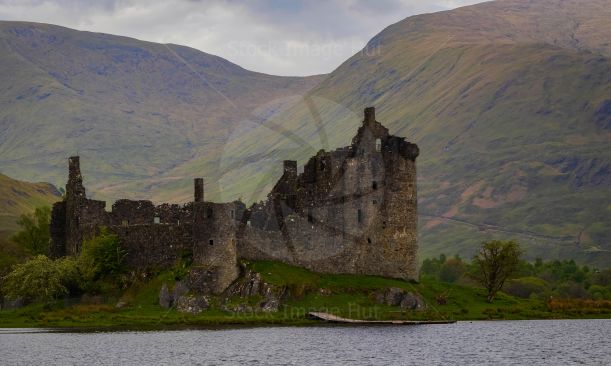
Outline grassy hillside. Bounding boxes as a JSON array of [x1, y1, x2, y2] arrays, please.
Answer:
[[191, 0, 611, 266], [0, 173, 60, 238], [0, 21, 323, 203]]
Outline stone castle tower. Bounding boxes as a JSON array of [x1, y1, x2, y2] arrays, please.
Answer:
[[239, 107, 419, 279], [50, 107, 419, 293]]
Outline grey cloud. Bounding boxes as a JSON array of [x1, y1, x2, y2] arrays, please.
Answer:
[[0, 0, 486, 75]]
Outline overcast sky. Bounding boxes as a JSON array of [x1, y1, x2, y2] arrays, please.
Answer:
[[0, 0, 486, 76]]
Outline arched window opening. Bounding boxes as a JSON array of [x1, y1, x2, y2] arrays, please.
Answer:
[[372, 181, 378, 190], [375, 138, 382, 152], [209, 239, 214, 246], [357, 209, 363, 224]]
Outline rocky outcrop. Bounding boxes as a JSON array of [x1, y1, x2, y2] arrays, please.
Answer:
[[172, 281, 189, 302], [159, 280, 198, 312], [159, 283, 172, 309], [176, 295, 209, 314], [223, 269, 287, 312], [375, 287, 426, 310], [399, 292, 427, 310]]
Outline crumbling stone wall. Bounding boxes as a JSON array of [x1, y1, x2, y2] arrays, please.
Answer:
[[111, 199, 155, 226], [155, 203, 193, 225]]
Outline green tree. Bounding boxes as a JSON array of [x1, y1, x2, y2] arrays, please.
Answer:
[[10, 206, 51, 256], [420, 254, 447, 279], [439, 257, 466, 283], [471, 240, 522, 303], [1, 255, 78, 303], [504, 277, 548, 298], [592, 268, 611, 287]]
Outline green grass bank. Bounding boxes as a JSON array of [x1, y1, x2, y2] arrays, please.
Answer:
[[1, 261, 609, 329]]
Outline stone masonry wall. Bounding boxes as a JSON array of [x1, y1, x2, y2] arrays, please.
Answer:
[[110, 224, 193, 270]]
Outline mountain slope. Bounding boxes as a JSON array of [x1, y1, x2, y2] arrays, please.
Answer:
[[210, 0, 611, 266], [0, 173, 60, 270], [0, 21, 324, 202], [0, 0, 609, 266], [0, 173, 60, 238]]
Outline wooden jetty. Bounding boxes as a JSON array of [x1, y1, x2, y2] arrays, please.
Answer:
[[307, 312, 456, 325]]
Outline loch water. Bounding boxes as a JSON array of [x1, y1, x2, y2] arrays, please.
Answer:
[[1, 319, 609, 365]]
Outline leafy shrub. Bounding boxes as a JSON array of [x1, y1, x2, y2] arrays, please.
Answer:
[[171, 250, 193, 281], [1, 255, 78, 303], [588, 285, 611, 300], [78, 229, 125, 288], [555, 281, 589, 299], [56, 256, 81, 294], [504, 277, 548, 298]]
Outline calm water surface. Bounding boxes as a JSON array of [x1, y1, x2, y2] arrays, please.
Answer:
[[1, 320, 609, 365]]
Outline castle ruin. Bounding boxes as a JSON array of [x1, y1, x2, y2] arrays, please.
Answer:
[[50, 107, 420, 293]]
